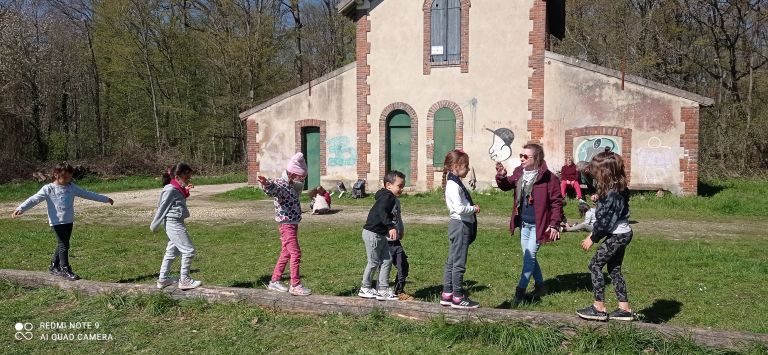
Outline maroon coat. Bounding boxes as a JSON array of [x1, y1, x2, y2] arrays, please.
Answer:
[[495, 162, 564, 244], [560, 163, 579, 181]]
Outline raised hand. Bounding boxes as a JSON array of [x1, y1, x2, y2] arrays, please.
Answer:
[[495, 162, 507, 176]]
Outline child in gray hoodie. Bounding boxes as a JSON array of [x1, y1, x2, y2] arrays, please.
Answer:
[[150, 163, 200, 290]]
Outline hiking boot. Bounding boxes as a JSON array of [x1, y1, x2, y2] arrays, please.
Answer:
[[440, 292, 453, 306], [156, 277, 178, 289], [576, 305, 609, 321], [267, 281, 289, 293], [397, 292, 415, 301], [451, 296, 480, 309], [357, 287, 378, 299], [531, 283, 548, 298], [178, 277, 202, 290], [289, 283, 311, 296], [375, 288, 398, 301], [49, 262, 62, 277], [513, 287, 527, 306], [608, 309, 634, 321], [60, 266, 80, 281]]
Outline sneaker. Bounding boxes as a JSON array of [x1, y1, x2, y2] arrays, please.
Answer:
[[267, 281, 289, 293], [440, 292, 453, 306], [156, 277, 178, 289], [397, 292, 415, 301], [608, 309, 634, 321], [178, 278, 202, 290], [289, 283, 311, 296], [358, 287, 378, 299], [60, 266, 80, 281], [375, 288, 398, 301], [451, 296, 480, 309], [49, 263, 62, 277], [576, 305, 608, 321]]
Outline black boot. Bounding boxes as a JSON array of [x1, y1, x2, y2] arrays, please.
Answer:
[[513, 287, 527, 307], [60, 266, 80, 281], [49, 262, 62, 276]]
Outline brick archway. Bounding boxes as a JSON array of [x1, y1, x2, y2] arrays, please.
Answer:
[[564, 126, 632, 184], [426, 100, 464, 189], [379, 103, 419, 186], [295, 119, 327, 176], [423, 0, 471, 74]]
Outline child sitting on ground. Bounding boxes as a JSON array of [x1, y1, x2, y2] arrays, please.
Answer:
[[563, 201, 596, 232], [308, 186, 331, 214]]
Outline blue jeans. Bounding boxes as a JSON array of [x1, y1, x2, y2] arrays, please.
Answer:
[[518, 222, 543, 289]]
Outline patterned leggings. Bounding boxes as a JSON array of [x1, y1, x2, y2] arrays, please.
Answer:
[[589, 231, 633, 302]]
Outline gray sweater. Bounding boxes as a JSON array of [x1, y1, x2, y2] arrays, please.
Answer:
[[150, 184, 190, 232]]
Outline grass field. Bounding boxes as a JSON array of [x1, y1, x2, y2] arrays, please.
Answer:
[[0, 173, 246, 203], [1, 177, 766, 353]]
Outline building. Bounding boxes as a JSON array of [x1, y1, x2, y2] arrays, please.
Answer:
[[239, 0, 712, 195]]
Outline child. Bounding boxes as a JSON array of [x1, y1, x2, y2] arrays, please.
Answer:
[[441, 150, 480, 309], [151, 163, 202, 290], [309, 185, 331, 215], [12, 162, 114, 281], [259, 153, 311, 296], [576, 151, 634, 321], [560, 156, 584, 203], [564, 201, 596, 232], [358, 170, 405, 301]]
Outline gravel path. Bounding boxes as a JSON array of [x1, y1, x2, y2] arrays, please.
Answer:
[[2, 183, 761, 239]]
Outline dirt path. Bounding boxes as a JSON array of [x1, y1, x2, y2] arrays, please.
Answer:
[[2, 183, 761, 239]]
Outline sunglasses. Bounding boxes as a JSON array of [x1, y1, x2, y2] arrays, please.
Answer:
[[519, 154, 530, 160]]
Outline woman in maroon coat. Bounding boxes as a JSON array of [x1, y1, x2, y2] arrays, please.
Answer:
[[495, 143, 563, 305], [560, 156, 584, 202]]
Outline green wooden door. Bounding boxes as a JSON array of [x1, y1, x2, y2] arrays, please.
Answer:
[[301, 126, 321, 190], [387, 111, 411, 185], [433, 107, 456, 166]]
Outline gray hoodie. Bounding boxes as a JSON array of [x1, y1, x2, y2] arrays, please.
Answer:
[[150, 184, 190, 232]]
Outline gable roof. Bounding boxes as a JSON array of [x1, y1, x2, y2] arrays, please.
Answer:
[[546, 51, 714, 106]]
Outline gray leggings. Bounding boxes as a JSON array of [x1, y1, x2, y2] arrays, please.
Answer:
[[158, 218, 196, 281], [589, 231, 633, 302], [361, 229, 392, 289], [443, 219, 477, 296]]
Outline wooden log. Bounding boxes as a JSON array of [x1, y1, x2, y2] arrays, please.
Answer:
[[1, 269, 765, 350]]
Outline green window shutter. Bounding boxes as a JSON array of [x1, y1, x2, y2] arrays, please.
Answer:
[[433, 107, 456, 167]]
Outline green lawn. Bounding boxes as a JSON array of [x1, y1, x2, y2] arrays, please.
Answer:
[[3, 282, 763, 354], [0, 173, 246, 203]]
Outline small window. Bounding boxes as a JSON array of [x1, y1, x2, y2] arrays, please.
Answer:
[[433, 107, 456, 166], [430, 0, 461, 65]]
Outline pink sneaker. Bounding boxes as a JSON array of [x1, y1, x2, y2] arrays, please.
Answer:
[[440, 292, 453, 306]]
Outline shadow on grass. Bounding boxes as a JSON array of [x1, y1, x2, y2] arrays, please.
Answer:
[[638, 299, 683, 324], [307, 209, 343, 215], [698, 180, 724, 197], [117, 269, 201, 283], [229, 275, 272, 289], [543, 272, 610, 294]]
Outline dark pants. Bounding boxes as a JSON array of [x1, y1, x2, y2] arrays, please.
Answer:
[[589, 231, 633, 302], [51, 223, 74, 268], [388, 240, 409, 294]]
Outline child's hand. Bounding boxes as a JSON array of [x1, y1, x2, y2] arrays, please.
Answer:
[[11, 210, 23, 218], [495, 162, 507, 176], [388, 229, 398, 241], [474, 205, 480, 214], [581, 237, 593, 251], [107, 198, 114, 205], [186, 184, 195, 191], [257, 176, 269, 186]]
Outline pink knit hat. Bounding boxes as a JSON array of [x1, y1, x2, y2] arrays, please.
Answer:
[[286, 153, 308, 176]]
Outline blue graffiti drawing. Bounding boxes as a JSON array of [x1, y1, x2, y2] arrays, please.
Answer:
[[327, 136, 357, 167], [576, 137, 620, 162]]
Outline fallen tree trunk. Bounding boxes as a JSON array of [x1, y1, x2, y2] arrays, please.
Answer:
[[1, 269, 764, 350]]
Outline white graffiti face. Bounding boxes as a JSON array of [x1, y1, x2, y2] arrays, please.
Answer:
[[489, 135, 512, 162]]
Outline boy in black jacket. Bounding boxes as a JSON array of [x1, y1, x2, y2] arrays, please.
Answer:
[[358, 171, 405, 301]]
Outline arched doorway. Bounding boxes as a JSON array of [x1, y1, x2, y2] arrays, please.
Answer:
[[386, 110, 412, 185]]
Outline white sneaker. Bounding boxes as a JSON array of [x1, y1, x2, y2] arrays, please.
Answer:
[[178, 278, 202, 290], [289, 283, 311, 296], [358, 287, 378, 299], [375, 288, 398, 301], [156, 277, 178, 289], [267, 281, 289, 292]]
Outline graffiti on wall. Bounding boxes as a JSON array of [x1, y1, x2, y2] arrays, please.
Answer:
[[576, 137, 620, 162], [327, 136, 356, 167], [635, 137, 675, 184], [487, 127, 521, 171]]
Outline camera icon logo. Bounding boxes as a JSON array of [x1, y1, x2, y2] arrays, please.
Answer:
[[14, 323, 34, 341]]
